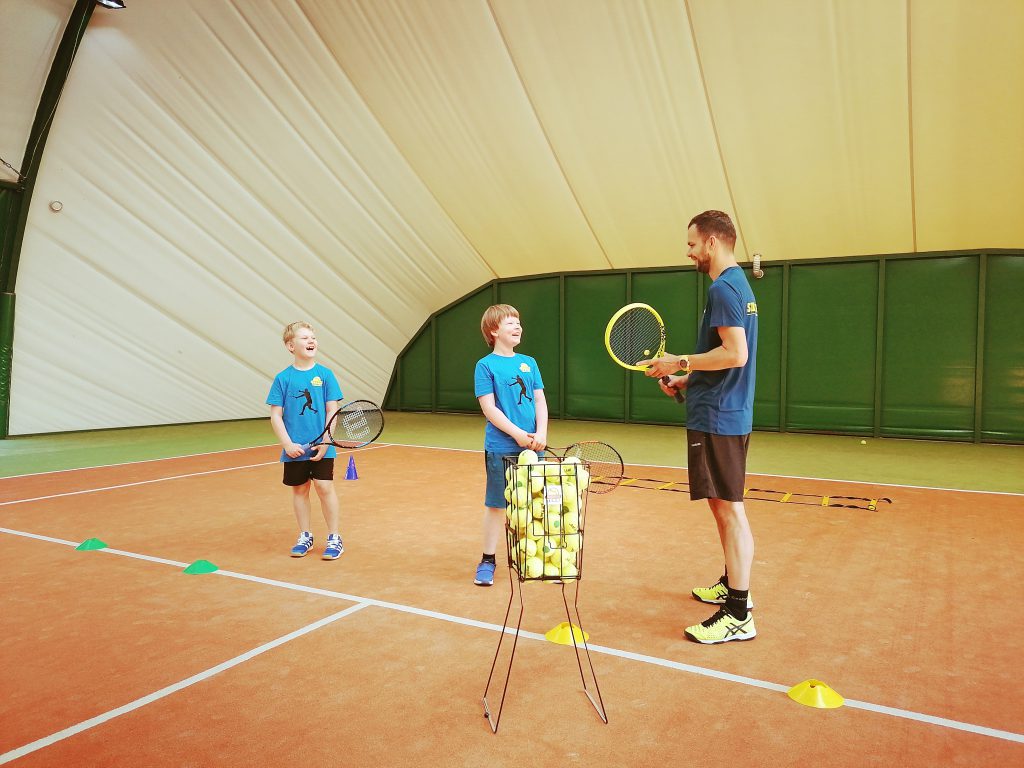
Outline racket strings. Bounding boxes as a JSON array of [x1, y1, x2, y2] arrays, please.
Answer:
[[608, 308, 664, 365], [327, 403, 384, 448], [562, 441, 624, 493]]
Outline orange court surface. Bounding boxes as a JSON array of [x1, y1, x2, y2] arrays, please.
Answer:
[[1, 443, 1023, 766]]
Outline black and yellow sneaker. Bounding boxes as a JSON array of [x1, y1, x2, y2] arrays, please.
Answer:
[[684, 607, 757, 644], [691, 578, 754, 610]]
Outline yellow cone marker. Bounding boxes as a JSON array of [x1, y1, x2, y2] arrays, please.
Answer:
[[544, 621, 589, 645], [787, 679, 844, 709]]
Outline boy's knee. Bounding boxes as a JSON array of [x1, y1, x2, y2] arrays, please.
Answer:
[[312, 480, 335, 497]]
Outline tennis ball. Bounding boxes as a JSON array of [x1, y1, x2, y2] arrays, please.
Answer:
[[509, 506, 531, 531], [558, 549, 577, 571], [561, 532, 581, 552], [562, 509, 580, 534], [560, 559, 579, 579], [541, 535, 561, 555], [530, 497, 546, 519], [524, 557, 544, 578], [518, 449, 539, 465], [543, 462, 562, 478], [510, 485, 530, 509], [860, 439, 867, 445], [526, 520, 546, 539], [576, 467, 590, 490], [561, 490, 580, 514], [543, 562, 562, 578], [544, 511, 562, 534], [517, 537, 538, 558]]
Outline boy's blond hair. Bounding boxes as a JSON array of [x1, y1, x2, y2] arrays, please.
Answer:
[[480, 304, 519, 347], [282, 321, 315, 344]]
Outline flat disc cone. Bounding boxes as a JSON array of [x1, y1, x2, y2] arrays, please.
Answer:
[[544, 621, 589, 645], [183, 559, 219, 575], [787, 679, 844, 709]]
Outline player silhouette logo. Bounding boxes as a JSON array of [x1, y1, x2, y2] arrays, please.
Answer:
[[508, 376, 533, 405], [293, 389, 318, 415]]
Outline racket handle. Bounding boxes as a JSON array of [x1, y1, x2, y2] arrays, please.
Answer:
[[661, 376, 685, 404]]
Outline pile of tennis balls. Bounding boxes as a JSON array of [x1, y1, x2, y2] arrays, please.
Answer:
[[504, 449, 590, 580]]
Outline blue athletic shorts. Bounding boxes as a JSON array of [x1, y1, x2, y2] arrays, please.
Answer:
[[484, 451, 518, 508]]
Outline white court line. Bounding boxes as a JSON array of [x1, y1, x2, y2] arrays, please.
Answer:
[[0, 462, 278, 507], [0, 602, 370, 765], [378, 442, 1024, 497], [0, 438, 391, 481], [0, 444, 392, 507], [2, 526, 1021, 746], [0, 443, 281, 481], [3, 439, 1019, 496]]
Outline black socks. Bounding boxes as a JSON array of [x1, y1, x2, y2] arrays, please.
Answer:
[[726, 588, 749, 620]]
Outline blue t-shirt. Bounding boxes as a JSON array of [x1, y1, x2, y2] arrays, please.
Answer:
[[685, 266, 758, 435], [473, 352, 545, 454], [266, 363, 343, 461]]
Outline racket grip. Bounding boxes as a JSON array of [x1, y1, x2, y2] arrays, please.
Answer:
[[661, 376, 685, 404]]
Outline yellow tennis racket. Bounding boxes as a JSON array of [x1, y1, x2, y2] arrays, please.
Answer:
[[604, 303, 685, 403]]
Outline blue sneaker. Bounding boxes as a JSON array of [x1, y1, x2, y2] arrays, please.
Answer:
[[322, 534, 344, 560], [474, 560, 496, 586], [290, 532, 314, 557]]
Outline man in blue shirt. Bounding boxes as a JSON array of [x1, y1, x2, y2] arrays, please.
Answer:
[[640, 210, 759, 644]]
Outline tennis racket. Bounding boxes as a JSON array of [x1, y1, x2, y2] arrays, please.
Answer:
[[557, 441, 625, 494], [604, 303, 685, 403], [301, 399, 384, 452]]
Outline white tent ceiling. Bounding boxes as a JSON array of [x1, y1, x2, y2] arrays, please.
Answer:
[[3, 0, 1022, 434]]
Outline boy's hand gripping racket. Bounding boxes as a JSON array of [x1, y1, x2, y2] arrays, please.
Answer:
[[301, 400, 384, 453], [557, 440, 625, 494], [604, 303, 685, 403]]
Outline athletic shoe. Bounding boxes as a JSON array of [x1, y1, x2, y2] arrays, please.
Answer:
[[474, 560, 496, 586], [684, 607, 757, 644], [290, 532, 314, 558], [691, 578, 754, 610], [322, 534, 344, 560]]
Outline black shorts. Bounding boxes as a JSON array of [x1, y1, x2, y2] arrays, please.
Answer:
[[687, 430, 750, 502], [282, 458, 335, 486]]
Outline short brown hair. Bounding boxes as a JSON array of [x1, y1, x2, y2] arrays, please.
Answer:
[[480, 304, 519, 347], [282, 321, 314, 344], [688, 210, 737, 250]]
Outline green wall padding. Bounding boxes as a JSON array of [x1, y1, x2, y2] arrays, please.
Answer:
[[0, 292, 13, 438], [385, 252, 1023, 443], [564, 274, 626, 420], [399, 326, 433, 410], [982, 255, 1024, 441], [750, 266, 783, 430], [497, 277, 562, 417], [882, 257, 978, 438], [436, 287, 493, 412], [787, 261, 878, 433]]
